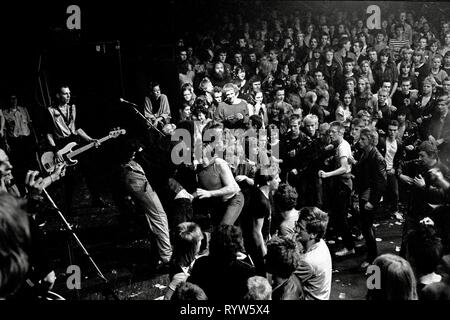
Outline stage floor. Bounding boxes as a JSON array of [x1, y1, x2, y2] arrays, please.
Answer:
[[42, 184, 403, 301]]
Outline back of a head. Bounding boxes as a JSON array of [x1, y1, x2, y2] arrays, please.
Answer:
[[266, 236, 302, 279], [273, 183, 298, 212], [406, 224, 443, 277], [368, 254, 418, 300], [171, 282, 208, 301], [209, 225, 245, 263], [0, 193, 30, 299], [244, 276, 272, 300], [172, 222, 204, 268], [254, 166, 279, 188]]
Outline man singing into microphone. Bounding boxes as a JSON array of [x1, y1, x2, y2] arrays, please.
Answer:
[[45, 85, 107, 214]]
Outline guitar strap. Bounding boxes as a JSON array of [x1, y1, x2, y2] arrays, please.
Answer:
[[57, 104, 73, 129], [53, 105, 79, 149]]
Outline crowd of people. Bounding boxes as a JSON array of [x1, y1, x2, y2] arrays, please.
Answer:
[[2, 5, 450, 301]]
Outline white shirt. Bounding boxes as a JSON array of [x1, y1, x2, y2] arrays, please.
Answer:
[[336, 139, 353, 174], [295, 239, 332, 300], [385, 139, 398, 171]]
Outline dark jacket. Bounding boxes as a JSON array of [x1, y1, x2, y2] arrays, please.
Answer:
[[280, 131, 312, 173], [318, 61, 341, 90], [398, 160, 450, 218], [411, 93, 438, 140], [392, 90, 418, 118], [377, 137, 405, 172], [356, 146, 387, 205], [429, 112, 450, 153]]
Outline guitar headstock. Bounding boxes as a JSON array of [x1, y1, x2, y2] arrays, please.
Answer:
[[109, 128, 126, 138]]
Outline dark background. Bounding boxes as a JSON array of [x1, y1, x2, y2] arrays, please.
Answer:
[[1, 1, 450, 138]]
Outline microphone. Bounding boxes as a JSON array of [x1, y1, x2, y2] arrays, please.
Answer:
[[120, 98, 139, 107]]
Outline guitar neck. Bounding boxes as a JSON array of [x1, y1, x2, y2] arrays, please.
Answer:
[[68, 135, 112, 158]]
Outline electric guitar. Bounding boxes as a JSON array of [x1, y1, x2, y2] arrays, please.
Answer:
[[41, 128, 126, 173]]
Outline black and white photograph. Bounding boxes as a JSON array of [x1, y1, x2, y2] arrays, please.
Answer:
[[1, 0, 450, 310]]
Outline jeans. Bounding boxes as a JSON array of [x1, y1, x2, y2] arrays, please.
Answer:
[[359, 200, 378, 263], [125, 172, 172, 262], [217, 191, 245, 226], [297, 174, 323, 208], [331, 182, 355, 250], [384, 171, 399, 211]]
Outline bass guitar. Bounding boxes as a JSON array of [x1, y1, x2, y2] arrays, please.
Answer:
[[41, 128, 126, 173]]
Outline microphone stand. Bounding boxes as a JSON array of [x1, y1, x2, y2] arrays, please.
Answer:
[[42, 188, 120, 301], [121, 100, 166, 137]]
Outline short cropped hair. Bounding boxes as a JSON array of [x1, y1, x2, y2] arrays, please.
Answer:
[[389, 120, 399, 127], [303, 114, 319, 126], [244, 276, 272, 300], [171, 282, 208, 301], [254, 166, 279, 187], [351, 117, 365, 128], [329, 121, 346, 135], [289, 114, 302, 123], [297, 207, 329, 240]]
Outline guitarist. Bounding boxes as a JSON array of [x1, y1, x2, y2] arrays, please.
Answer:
[[45, 85, 107, 214]]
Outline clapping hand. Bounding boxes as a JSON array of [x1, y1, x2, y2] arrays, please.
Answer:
[[26, 163, 66, 196], [25, 170, 47, 196]]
